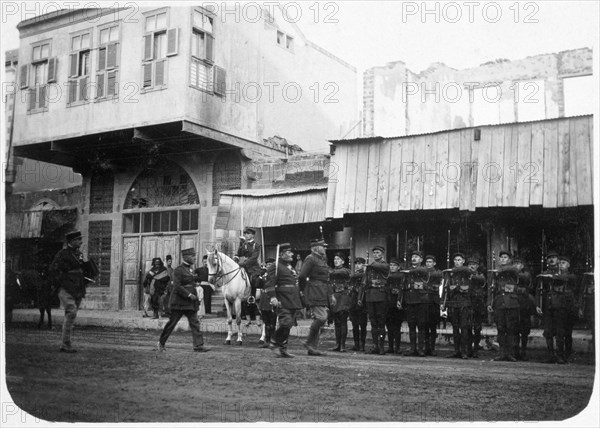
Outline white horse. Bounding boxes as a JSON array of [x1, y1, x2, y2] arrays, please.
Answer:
[[206, 249, 251, 345]]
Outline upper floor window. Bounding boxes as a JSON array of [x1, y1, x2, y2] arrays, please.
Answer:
[[190, 8, 225, 96], [142, 8, 178, 90], [21, 40, 56, 113], [97, 22, 120, 99], [68, 30, 92, 105]]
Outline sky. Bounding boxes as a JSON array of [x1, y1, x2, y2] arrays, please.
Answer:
[[2, 1, 599, 74]]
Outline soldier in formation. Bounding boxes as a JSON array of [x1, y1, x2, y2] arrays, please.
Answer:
[[467, 257, 486, 358], [386, 258, 404, 354], [349, 258, 368, 352], [424, 255, 442, 356], [329, 253, 352, 352], [399, 251, 430, 357]]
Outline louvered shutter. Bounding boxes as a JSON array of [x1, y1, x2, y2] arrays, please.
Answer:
[[107, 43, 118, 68], [47, 57, 57, 83], [20, 64, 29, 89], [155, 60, 165, 86], [143, 63, 152, 87], [143, 35, 153, 61], [68, 80, 77, 103], [206, 34, 214, 62], [214, 66, 226, 96], [107, 70, 117, 95], [79, 76, 88, 101], [69, 53, 79, 77], [98, 47, 106, 71], [96, 73, 105, 98], [166, 28, 178, 56], [38, 85, 46, 108]]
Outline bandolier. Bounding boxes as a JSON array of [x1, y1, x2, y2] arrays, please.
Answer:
[[349, 258, 368, 352], [424, 256, 442, 356], [400, 265, 430, 357], [386, 258, 405, 354], [441, 258, 473, 359]]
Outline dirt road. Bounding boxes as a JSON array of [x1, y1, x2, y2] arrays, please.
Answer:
[[4, 325, 596, 423]]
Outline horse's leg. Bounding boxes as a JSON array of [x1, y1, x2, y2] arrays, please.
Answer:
[[234, 298, 243, 345], [224, 298, 233, 345]]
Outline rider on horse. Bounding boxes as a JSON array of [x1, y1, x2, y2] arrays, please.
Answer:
[[235, 228, 262, 322]]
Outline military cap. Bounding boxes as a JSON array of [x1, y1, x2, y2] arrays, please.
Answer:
[[512, 256, 523, 264], [498, 250, 512, 258], [310, 239, 327, 247], [546, 251, 559, 258], [559, 255, 571, 263], [334, 252, 346, 260], [243, 227, 256, 235], [372, 245, 385, 252], [354, 257, 366, 264], [65, 230, 82, 241], [424, 255, 436, 262], [452, 252, 465, 260], [411, 250, 423, 258], [279, 243, 292, 252], [467, 256, 479, 265], [181, 248, 196, 256], [265, 257, 276, 263], [389, 258, 401, 266], [166, 254, 172, 261]]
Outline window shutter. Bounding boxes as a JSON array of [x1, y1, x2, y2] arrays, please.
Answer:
[[20, 64, 29, 89], [96, 73, 105, 98], [69, 53, 79, 77], [47, 57, 57, 82], [38, 85, 46, 108], [79, 76, 89, 101], [190, 60, 197, 87], [98, 46, 106, 71], [143, 34, 153, 61], [206, 34, 214, 62], [155, 60, 165, 86], [68, 80, 77, 103], [143, 63, 152, 87], [28, 88, 36, 111], [107, 43, 118, 68], [107, 70, 117, 95], [166, 28, 179, 56], [214, 66, 226, 96]]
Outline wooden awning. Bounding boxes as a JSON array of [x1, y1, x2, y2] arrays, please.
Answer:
[[215, 186, 328, 229]]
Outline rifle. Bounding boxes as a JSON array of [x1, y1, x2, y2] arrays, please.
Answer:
[[541, 229, 546, 272], [446, 229, 451, 269], [366, 229, 371, 265], [440, 268, 452, 311], [487, 251, 496, 312], [404, 230, 408, 269]]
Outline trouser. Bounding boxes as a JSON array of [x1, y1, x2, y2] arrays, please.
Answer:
[[38, 305, 52, 328], [427, 303, 440, 353], [386, 306, 403, 352], [494, 307, 519, 358], [349, 308, 368, 349], [405, 303, 430, 352], [366, 300, 389, 350], [448, 305, 473, 355], [305, 305, 329, 348], [272, 308, 297, 349], [472, 301, 486, 351], [331, 310, 349, 349], [159, 309, 204, 349], [58, 288, 81, 348], [143, 292, 151, 313], [543, 307, 569, 359], [261, 310, 277, 344], [200, 284, 213, 314]]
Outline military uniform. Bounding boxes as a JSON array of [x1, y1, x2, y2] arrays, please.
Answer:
[[359, 259, 390, 354], [265, 251, 303, 357], [581, 272, 594, 347], [469, 269, 487, 358], [257, 265, 277, 348], [441, 266, 473, 358], [489, 265, 521, 361], [514, 267, 536, 360], [349, 263, 368, 351], [425, 265, 442, 356], [329, 264, 352, 352], [237, 237, 262, 321], [401, 267, 431, 356], [544, 269, 579, 362], [386, 267, 405, 354]]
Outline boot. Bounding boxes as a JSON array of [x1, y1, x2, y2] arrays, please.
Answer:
[[378, 334, 386, 355], [394, 332, 402, 354], [369, 330, 380, 354], [544, 338, 556, 363], [429, 331, 437, 356], [556, 337, 566, 364], [506, 335, 517, 362], [340, 325, 347, 352], [360, 329, 367, 352], [520, 336, 528, 361], [447, 330, 461, 358], [565, 336, 573, 360], [424, 331, 432, 356], [493, 335, 508, 361], [151, 310, 159, 319], [304, 323, 320, 352], [329, 324, 341, 351], [404, 331, 418, 356], [417, 331, 426, 357], [386, 330, 395, 353], [351, 326, 360, 351]]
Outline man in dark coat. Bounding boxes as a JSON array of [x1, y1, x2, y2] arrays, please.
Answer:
[[424, 255, 442, 356], [144, 257, 170, 319], [49, 230, 87, 353], [467, 257, 487, 358], [258, 258, 277, 348], [386, 258, 404, 354], [266, 243, 303, 358], [158, 248, 209, 352], [299, 239, 335, 356], [349, 257, 368, 352], [512, 257, 536, 360], [237, 228, 262, 324], [400, 251, 430, 357]]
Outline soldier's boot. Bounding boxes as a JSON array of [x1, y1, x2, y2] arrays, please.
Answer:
[[394, 331, 403, 354], [493, 336, 508, 361], [351, 328, 360, 351], [386, 331, 395, 353], [520, 336, 529, 361], [417, 331, 426, 357], [460, 339, 469, 360], [506, 335, 517, 362], [556, 337, 566, 364], [369, 330, 380, 354], [544, 338, 556, 363], [151, 309, 159, 319], [565, 336, 573, 360], [447, 331, 462, 358], [378, 334, 386, 355], [304, 324, 320, 352], [404, 332, 418, 356], [329, 324, 341, 351], [360, 329, 367, 352], [340, 324, 348, 352], [429, 332, 438, 356]]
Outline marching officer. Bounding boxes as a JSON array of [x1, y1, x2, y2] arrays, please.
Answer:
[[358, 245, 390, 355], [399, 251, 430, 357], [512, 257, 536, 361], [266, 244, 303, 358], [349, 257, 368, 352], [467, 257, 487, 358], [440, 252, 473, 359], [257, 258, 277, 348], [329, 252, 352, 352], [424, 255, 442, 356], [487, 251, 520, 362], [386, 258, 405, 354], [299, 239, 335, 356]]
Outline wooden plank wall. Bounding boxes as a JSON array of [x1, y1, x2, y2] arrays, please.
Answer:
[[334, 115, 593, 214]]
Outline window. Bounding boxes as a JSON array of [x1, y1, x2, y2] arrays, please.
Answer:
[[97, 23, 120, 99], [68, 31, 92, 105], [88, 221, 112, 287], [122, 209, 198, 233], [212, 152, 241, 205], [142, 9, 178, 89], [22, 40, 56, 112], [190, 8, 218, 93], [90, 170, 115, 213]]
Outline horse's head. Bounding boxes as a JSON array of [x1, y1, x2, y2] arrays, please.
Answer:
[[206, 249, 221, 285]]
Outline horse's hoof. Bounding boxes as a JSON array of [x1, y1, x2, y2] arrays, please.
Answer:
[[225, 340, 231, 345]]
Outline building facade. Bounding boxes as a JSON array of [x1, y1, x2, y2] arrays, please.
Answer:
[[10, 6, 358, 310]]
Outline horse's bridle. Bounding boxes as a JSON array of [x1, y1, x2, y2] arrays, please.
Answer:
[[209, 252, 245, 287]]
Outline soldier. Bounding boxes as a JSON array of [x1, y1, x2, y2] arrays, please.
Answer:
[[536, 250, 562, 363], [158, 248, 209, 353], [266, 243, 303, 358], [258, 258, 277, 348], [424, 255, 442, 356], [236, 227, 262, 326], [440, 252, 473, 359], [329, 253, 352, 352], [349, 257, 368, 352], [358, 245, 390, 355], [299, 239, 335, 356], [581, 271, 594, 348], [400, 251, 430, 357], [558, 256, 580, 361], [386, 258, 405, 354], [512, 257, 536, 361], [467, 257, 487, 358], [488, 251, 520, 362]]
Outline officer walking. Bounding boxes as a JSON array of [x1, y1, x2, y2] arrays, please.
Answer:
[[349, 257, 368, 352]]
